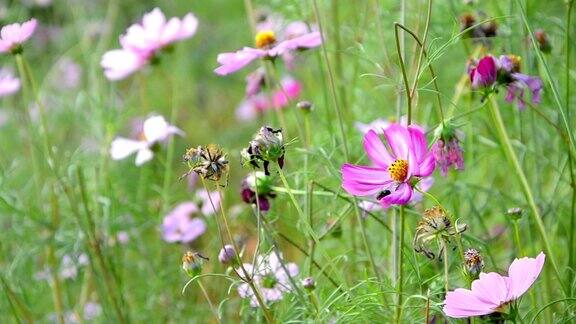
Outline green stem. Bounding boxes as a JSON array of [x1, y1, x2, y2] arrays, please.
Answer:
[[394, 207, 405, 324], [442, 241, 449, 293], [487, 97, 567, 295], [201, 179, 274, 323], [197, 280, 221, 324], [394, 25, 412, 124]]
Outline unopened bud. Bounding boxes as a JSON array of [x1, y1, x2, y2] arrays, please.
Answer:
[[297, 101, 313, 112], [464, 249, 484, 280], [302, 277, 316, 290], [218, 245, 237, 265], [506, 207, 523, 221]]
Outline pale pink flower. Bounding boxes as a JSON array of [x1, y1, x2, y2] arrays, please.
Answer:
[[271, 77, 302, 107], [214, 29, 321, 75], [195, 189, 221, 216], [0, 18, 37, 54], [161, 202, 206, 243], [0, 69, 20, 97], [237, 252, 299, 307], [443, 252, 545, 318], [101, 8, 198, 80], [110, 115, 183, 166], [355, 116, 408, 135], [236, 77, 302, 121]]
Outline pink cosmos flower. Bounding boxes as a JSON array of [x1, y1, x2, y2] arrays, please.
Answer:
[[341, 123, 435, 206], [236, 77, 302, 121], [0, 18, 37, 54], [0, 69, 20, 97], [110, 115, 183, 166], [469, 55, 497, 89], [161, 202, 207, 243], [443, 252, 545, 318], [101, 8, 198, 80], [237, 252, 299, 307], [214, 29, 321, 75], [468, 54, 543, 110]]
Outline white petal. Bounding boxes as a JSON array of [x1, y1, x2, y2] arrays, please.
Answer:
[[110, 137, 146, 160], [135, 148, 154, 166]]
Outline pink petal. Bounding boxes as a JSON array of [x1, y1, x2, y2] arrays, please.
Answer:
[[176, 13, 198, 40], [341, 164, 393, 196], [443, 288, 496, 318], [273, 31, 322, 55], [407, 125, 427, 161], [507, 252, 545, 300], [381, 182, 413, 205], [214, 48, 266, 75], [471, 272, 510, 306], [101, 49, 147, 80], [415, 152, 435, 177], [363, 130, 394, 168], [384, 123, 411, 160]]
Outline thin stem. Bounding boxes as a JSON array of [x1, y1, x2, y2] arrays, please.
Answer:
[[565, 0, 576, 292], [394, 23, 445, 124], [442, 241, 449, 293], [408, 0, 432, 105], [394, 25, 412, 124], [201, 179, 274, 323], [76, 168, 127, 323], [487, 97, 567, 295], [311, 0, 349, 158], [197, 280, 221, 324], [394, 207, 405, 324]]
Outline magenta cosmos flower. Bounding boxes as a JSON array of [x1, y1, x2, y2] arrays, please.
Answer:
[[0, 69, 21, 97], [444, 252, 545, 318], [468, 54, 543, 110], [162, 202, 207, 243], [0, 18, 37, 54], [342, 123, 435, 206], [101, 8, 198, 80], [214, 29, 321, 75]]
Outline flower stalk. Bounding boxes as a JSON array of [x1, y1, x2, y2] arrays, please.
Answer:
[[487, 96, 567, 295]]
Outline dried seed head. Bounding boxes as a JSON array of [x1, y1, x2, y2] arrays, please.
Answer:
[[242, 126, 285, 175], [183, 144, 229, 184], [297, 100, 313, 112], [413, 206, 467, 259]]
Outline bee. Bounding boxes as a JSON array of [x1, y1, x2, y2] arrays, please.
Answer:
[[376, 190, 391, 200]]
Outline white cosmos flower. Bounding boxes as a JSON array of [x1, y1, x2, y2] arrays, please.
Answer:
[[110, 115, 183, 166]]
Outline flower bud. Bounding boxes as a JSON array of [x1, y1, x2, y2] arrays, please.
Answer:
[[506, 207, 523, 221], [534, 29, 551, 53], [297, 100, 313, 112], [218, 245, 237, 265], [464, 249, 484, 280], [302, 277, 316, 290]]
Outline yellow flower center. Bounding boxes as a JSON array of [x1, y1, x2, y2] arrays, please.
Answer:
[[388, 159, 408, 182], [255, 30, 276, 49]]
